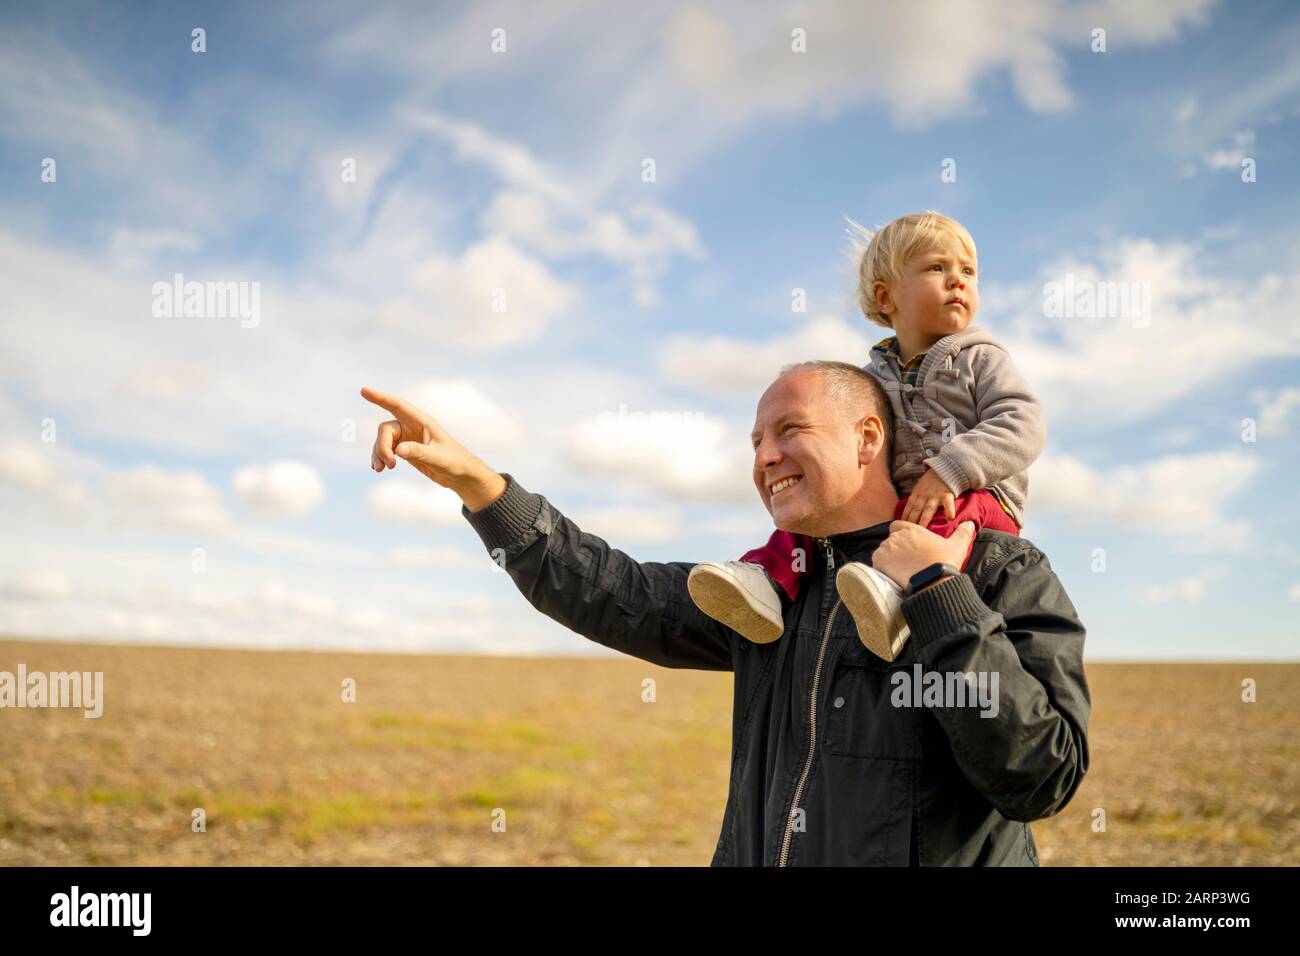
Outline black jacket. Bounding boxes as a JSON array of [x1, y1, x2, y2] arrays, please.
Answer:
[[462, 473, 1091, 866]]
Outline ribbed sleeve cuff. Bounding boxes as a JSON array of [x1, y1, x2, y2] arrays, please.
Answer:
[[901, 572, 991, 648], [924, 452, 969, 497], [461, 473, 545, 552]]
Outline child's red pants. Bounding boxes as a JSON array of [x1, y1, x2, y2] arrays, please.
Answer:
[[739, 488, 1018, 602]]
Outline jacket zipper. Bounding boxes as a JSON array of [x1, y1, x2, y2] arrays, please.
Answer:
[[778, 536, 840, 866]]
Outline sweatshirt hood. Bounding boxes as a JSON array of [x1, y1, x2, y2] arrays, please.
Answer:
[[868, 323, 1005, 369]]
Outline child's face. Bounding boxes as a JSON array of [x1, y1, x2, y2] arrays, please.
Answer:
[[875, 237, 978, 339]]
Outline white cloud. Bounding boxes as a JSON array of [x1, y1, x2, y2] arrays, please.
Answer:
[[112, 359, 214, 402], [367, 480, 466, 526], [0, 27, 264, 226], [388, 545, 487, 570], [1028, 450, 1259, 548], [314, 136, 405, 219], [482, 190, 704, 289], [108, 228, 202, 272], [256, 580, 337, 618], [1153, 427, 1198, 448], [220, 527, 381, 566], [232, 460, 327, 517], [0, 569, 72, 601], [1251, 385, 1300, 436], [1203, 129, 1256, 170], [0, 224, 499, 469], [0, 438, 97, 522], [1174, 94, 1198, 122], [995, 237, 1300, 432], [565, 406, 754, 503], [1137, 576, 1204, 604], [696, 509, 780, 543], [398, 380, 523, 451], [410, 110, 705, 302], [0, 441, 55, 488], [0, 229, 335, 458], [568, 506, 684, 544], [665, 0, 1212, 128], [373, 236, 579, 348], [0, 529, 530, 654], [658, 315, 878, 394], [324, 179, 457, 295], [406, 109, 581, 205], [0, 578, 515, 653], [1174, 29, 1300, 164], [107, 465, 232, 532]]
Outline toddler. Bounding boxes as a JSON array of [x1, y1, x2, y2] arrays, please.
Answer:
[[687, 211, 1045, 661]]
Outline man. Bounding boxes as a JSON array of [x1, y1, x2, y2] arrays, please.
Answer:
[[360, 362, 1090, 866]]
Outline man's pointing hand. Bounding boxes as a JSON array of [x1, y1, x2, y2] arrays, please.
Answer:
[[360, 386, 507, 511]]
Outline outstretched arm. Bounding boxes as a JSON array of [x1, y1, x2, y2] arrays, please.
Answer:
[[361, 387, 736, 671], [460, 473, 735, 670]]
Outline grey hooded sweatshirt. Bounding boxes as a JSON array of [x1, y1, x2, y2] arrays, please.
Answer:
[[864, 324, 1046, 528]]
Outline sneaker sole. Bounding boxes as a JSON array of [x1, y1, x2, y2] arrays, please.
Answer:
[[836, 566, 910, 661], [687, 566, 784, 644]]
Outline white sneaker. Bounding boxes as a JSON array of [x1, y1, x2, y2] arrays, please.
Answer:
[[835, 561, 910, 661], [687, 561, 785, 644]]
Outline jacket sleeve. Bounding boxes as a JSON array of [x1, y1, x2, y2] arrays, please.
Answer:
[[898, 541, 1090, 822], [924, 345, 1046, 496], [461, 473, 736, 671]]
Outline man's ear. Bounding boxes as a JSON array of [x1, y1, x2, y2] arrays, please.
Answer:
[[857, 414, 885, 466]]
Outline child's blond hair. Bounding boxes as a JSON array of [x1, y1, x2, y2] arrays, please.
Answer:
[[844, 210, 978, 329]]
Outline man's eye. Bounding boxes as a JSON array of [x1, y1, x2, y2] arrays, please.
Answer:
[[754, 424, 799, 448]]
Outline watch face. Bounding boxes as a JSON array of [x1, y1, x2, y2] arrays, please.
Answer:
[[908, 563, 943, 593]]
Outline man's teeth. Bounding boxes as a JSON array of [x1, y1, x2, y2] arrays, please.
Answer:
[[770, 476, 802, 495]]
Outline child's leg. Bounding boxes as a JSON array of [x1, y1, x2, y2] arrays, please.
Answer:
[[842, 491, 1013, 662], [740, 529, 816, 604], [688, 529, 812, 644], [893, 489, 1018, 571]]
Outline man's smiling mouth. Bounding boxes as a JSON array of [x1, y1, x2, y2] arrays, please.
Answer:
[[769, 475, 803, 497]]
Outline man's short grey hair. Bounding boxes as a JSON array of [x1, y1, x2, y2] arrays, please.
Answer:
[[777, 360, 895, 469]]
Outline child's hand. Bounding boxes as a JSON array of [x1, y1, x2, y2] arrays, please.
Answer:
[[901, 467, 956, 528]]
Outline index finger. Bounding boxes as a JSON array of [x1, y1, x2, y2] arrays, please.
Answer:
[[360, 386, 418, 420]]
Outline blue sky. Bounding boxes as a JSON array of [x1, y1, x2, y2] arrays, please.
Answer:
[[1, 0, 1298, 660]]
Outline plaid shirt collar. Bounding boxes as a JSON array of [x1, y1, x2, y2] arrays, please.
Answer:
[[876, 336, 927, 386]]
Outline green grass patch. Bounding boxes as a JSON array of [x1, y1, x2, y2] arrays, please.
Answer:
[[344, 713, 561, 754]]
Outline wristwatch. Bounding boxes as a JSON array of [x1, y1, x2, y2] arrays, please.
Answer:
[[905, 562, 962, 596]]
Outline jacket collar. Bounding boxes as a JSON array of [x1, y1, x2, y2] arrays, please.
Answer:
[[817, 518, 894, 564]]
